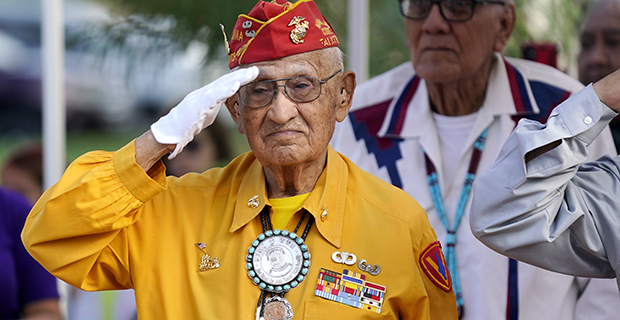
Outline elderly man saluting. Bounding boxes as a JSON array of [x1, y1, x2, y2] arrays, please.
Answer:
[[20, 1, 457, 319], [331, 0, 620, 319]]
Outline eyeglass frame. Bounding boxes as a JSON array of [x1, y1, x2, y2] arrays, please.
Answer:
[[237, 70, 342, 108], [398, 0, 506, 22]]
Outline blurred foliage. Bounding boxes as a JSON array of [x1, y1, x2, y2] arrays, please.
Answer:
[[505, 0, 532, 58], [87, 0, 592, 78], [89, 0, 409, 76], [506, 0, 591, 70], [92, 0, 258, 54]]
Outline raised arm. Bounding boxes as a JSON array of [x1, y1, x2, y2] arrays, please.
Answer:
[[22, 67, 258, 290], [470, 74, 620, 279]]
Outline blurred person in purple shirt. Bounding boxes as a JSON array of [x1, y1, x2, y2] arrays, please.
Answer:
[[2, 143, 138, 320], [0, 187, 61, 319]]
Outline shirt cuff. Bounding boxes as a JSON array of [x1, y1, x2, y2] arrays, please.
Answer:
[[554, 84, 617, 144], [113, 139, 167, 203], [516, 84, 616, 157]]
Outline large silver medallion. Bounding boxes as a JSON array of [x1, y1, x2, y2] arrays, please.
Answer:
[[246, 229, 311, 293]]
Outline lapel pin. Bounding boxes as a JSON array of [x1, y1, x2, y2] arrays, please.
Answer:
[[320, 205, 328, 221], [195, 243, 220, 272], [247, 195, 260, 209]]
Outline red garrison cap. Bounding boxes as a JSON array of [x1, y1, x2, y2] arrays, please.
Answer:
[[227, 0, 339, 69]]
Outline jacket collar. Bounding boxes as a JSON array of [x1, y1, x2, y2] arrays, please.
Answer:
[[378, 52, 540, 140], [229, 146, 346, 248]]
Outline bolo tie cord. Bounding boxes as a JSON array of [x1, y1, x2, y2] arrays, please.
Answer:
[[256, 206, 315, 314], [259, 205, 314, 237]]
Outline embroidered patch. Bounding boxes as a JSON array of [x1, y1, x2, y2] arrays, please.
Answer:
[[419, 241, 452, 292], [315, 268, 386, 313]]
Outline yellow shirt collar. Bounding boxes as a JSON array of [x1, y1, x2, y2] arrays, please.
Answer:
[[230, 146, 346, 248]]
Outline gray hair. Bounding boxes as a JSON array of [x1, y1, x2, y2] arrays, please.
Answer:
[[318, 47, 345, 72]]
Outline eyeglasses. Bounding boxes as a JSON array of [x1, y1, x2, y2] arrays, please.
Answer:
[[238, 70, 341, 108], [398, 0, 505, 22]]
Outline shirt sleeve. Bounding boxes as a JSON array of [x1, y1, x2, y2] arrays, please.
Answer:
[[470, 84, 620, 278], [22, 140, 168, 291], [413, 227, 459, 320]]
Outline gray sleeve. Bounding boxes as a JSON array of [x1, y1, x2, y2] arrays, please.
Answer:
[[470, 84, 619, 278]]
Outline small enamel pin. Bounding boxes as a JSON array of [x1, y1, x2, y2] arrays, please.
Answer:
[[195, 243, 220, 272], [248, 195, 260, 209], [320, 205, 328, 221]]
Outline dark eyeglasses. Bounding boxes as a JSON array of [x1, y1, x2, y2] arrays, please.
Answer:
[[398, 0, 505, 22], [238, 70, 341, 108]]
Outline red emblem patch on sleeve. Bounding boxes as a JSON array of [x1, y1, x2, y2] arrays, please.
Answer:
[[419, 241, 452, 292]]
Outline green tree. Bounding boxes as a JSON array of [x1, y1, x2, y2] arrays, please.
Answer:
[[87, 0, 590, 77]]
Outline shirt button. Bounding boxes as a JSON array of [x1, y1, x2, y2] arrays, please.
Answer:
[[584, 116, 592, 124]]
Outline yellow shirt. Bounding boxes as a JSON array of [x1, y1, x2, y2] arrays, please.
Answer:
[[270, 193, 310, 229], [23, 142, 457, 319]]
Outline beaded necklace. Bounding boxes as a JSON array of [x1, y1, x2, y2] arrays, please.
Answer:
[[423, 126, 489, 318]]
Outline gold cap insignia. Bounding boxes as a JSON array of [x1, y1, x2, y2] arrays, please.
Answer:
[[288, 16, 309, 44]]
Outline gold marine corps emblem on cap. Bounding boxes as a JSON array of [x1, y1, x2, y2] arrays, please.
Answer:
[[288, 16, 309, 44]]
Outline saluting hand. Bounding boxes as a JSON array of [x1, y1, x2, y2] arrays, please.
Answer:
[[151, 66, 259, 159]]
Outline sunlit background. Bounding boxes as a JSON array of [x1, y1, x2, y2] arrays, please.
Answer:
[[0, 0, 596, 318], [0, 0, 592, 163]]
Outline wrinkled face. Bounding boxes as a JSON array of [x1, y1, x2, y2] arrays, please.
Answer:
[[226, 50, 355, 168], [578, 0, 620, 85], [405, 0, 514, 83]]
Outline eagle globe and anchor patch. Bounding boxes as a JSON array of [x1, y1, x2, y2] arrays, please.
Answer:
[[419, 241, 452, 292]]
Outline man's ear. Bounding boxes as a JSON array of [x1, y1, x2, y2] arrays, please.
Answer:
[[225, 96, 244, 134], [335, 71, 356, 122], [493, 3, 516, 52]]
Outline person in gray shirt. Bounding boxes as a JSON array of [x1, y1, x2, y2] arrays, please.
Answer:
[[470, 68, 620, 290]]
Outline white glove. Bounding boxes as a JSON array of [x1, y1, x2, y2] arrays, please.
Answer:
[[151, 66, 259, 159]]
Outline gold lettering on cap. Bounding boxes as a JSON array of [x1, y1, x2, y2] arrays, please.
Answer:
[[232, 29, 244, 42], [315, 19, 334, 36], [319, 35, 339, 47], [229, 43, 248, 64]]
